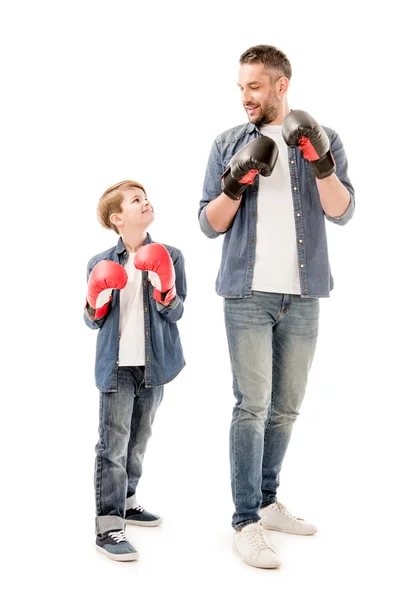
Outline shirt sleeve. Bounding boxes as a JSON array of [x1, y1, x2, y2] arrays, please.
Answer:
[[198, 138, 226, 238], [324, 130, 355, 226]]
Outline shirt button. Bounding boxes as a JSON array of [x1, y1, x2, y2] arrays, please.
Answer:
[[299, 239, 303, 243], [116, 361, 119, 365], [147, 355, 150, 361], [300, 264, 304, 268], [146, 331, 149, 336], [251, 238, 254, 243], [249, 264, 253, 268], [297, 213, 301, 217], [293, 187, 297, 191], [291, 160, 294, 164]]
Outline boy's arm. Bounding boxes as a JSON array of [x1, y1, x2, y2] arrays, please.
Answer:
[[83, 259, 127, 330], [155, 251, 186, 324]]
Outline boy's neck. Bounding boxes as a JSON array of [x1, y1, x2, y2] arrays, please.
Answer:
[[121, 230, 148, 253]]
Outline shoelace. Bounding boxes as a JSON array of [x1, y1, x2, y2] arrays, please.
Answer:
[[134, 505, 144, 513], [109, 530, 128, 544], [245, 521, 274, 552], [275, 501, 303, 522]]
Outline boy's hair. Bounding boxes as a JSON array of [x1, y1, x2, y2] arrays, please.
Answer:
[[97, 180, 147, 234], [239, 44, 292, 81]]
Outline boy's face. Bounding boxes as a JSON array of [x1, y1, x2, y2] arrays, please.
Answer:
[[112, 187, 155, 231]]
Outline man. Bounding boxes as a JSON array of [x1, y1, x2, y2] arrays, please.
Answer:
[[198, 45, 354, 569]]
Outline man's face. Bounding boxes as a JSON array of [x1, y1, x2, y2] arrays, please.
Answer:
[[238, 62, 281, 126], [113, 187, 154, 231]]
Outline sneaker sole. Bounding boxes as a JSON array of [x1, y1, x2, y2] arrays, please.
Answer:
[[125, 518, 163, 527], [96, 546, 139, 562], [233, 542, 281, 569]]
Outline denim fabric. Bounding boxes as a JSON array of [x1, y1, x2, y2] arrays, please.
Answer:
[[199, 120, 355, 298], [95, 366, 163, 535], [84, 233, 186, 392], [224, 292, 319, 529]]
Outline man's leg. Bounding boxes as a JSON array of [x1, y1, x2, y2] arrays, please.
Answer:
[[224, 292, 283, 530], [261, 295, 319, 507]]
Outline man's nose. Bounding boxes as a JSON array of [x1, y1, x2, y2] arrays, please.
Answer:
[[242, 89, 252, 104]]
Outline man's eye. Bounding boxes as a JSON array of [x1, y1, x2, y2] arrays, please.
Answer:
[[250, 86, 260, 90]]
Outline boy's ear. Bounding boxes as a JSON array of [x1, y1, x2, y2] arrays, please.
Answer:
[[110, 213, 121, 228]]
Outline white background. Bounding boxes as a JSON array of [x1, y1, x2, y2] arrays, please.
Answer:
[[2, 1, 399, 598]]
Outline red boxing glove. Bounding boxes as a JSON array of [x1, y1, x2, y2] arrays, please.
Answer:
[[134, 243, 176, 306], [86, 260, 128, 320]]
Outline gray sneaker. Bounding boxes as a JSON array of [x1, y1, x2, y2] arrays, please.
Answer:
[[96, 530, 139, 561], [125, 505, 162, 527]]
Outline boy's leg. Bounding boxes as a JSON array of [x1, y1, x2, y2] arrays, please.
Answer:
[[125, 368, 164, 526], [94, 367, 136, 535]]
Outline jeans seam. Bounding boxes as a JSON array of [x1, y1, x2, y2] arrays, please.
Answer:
[[224, 299, 240, 522], [96, 394, 105, 516]]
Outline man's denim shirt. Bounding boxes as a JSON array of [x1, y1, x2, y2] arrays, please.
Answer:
[[84, 233, 186, 393], [198, 121, 355, 298]]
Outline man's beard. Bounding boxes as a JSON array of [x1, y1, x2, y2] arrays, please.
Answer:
[[249, 91, 279, 126]]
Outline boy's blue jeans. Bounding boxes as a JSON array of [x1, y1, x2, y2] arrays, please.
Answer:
[[94, 366, 163, 535], [224, 292, 319, 530]]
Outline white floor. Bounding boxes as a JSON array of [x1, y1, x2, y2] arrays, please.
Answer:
[[15, 495, 397, 600]]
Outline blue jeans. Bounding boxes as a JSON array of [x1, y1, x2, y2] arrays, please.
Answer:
[[224, 292, 319, 530], [94, 366, 163, 535]]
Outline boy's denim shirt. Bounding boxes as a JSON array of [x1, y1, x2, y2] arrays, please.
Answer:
[[84, 233, 186, 392], [198, 121, 355, 298]]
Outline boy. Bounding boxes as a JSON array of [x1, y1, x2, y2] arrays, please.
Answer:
[[84, 180, 186, 561]]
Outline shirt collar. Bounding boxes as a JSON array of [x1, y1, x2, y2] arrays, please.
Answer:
[[116, 231, 153, 255]]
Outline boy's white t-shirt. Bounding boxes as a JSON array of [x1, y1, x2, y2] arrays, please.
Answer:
[[118, 251, 145, 366], [251, 124, 301, 295]]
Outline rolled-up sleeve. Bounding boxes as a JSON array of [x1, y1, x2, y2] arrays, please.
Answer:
[[198, 139, 225, 238], [324, 131, 355, 226]]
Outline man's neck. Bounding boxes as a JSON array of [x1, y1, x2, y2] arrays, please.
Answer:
[[266, 101, 290, 126]]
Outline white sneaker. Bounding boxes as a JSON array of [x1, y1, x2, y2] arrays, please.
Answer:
[[260, 501, 317, 535], [233, 517, 281, 569]]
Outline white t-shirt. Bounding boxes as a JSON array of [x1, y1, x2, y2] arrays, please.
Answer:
[[118, 252, 145, 366], [251, 124, 301, 295]]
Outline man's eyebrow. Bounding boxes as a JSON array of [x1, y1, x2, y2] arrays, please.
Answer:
[[237, 81, 261, 87]]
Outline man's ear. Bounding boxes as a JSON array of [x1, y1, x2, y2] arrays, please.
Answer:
[[276, 76, 289, 96]]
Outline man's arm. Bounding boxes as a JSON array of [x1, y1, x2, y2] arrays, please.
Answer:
[[316, 174, 351, 218], [199, 136, 278, 235], [205, 192, 243, 233], [316, 132, 355, 225], [198, 139, 241, 237], [319, 130, 355, 225]]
